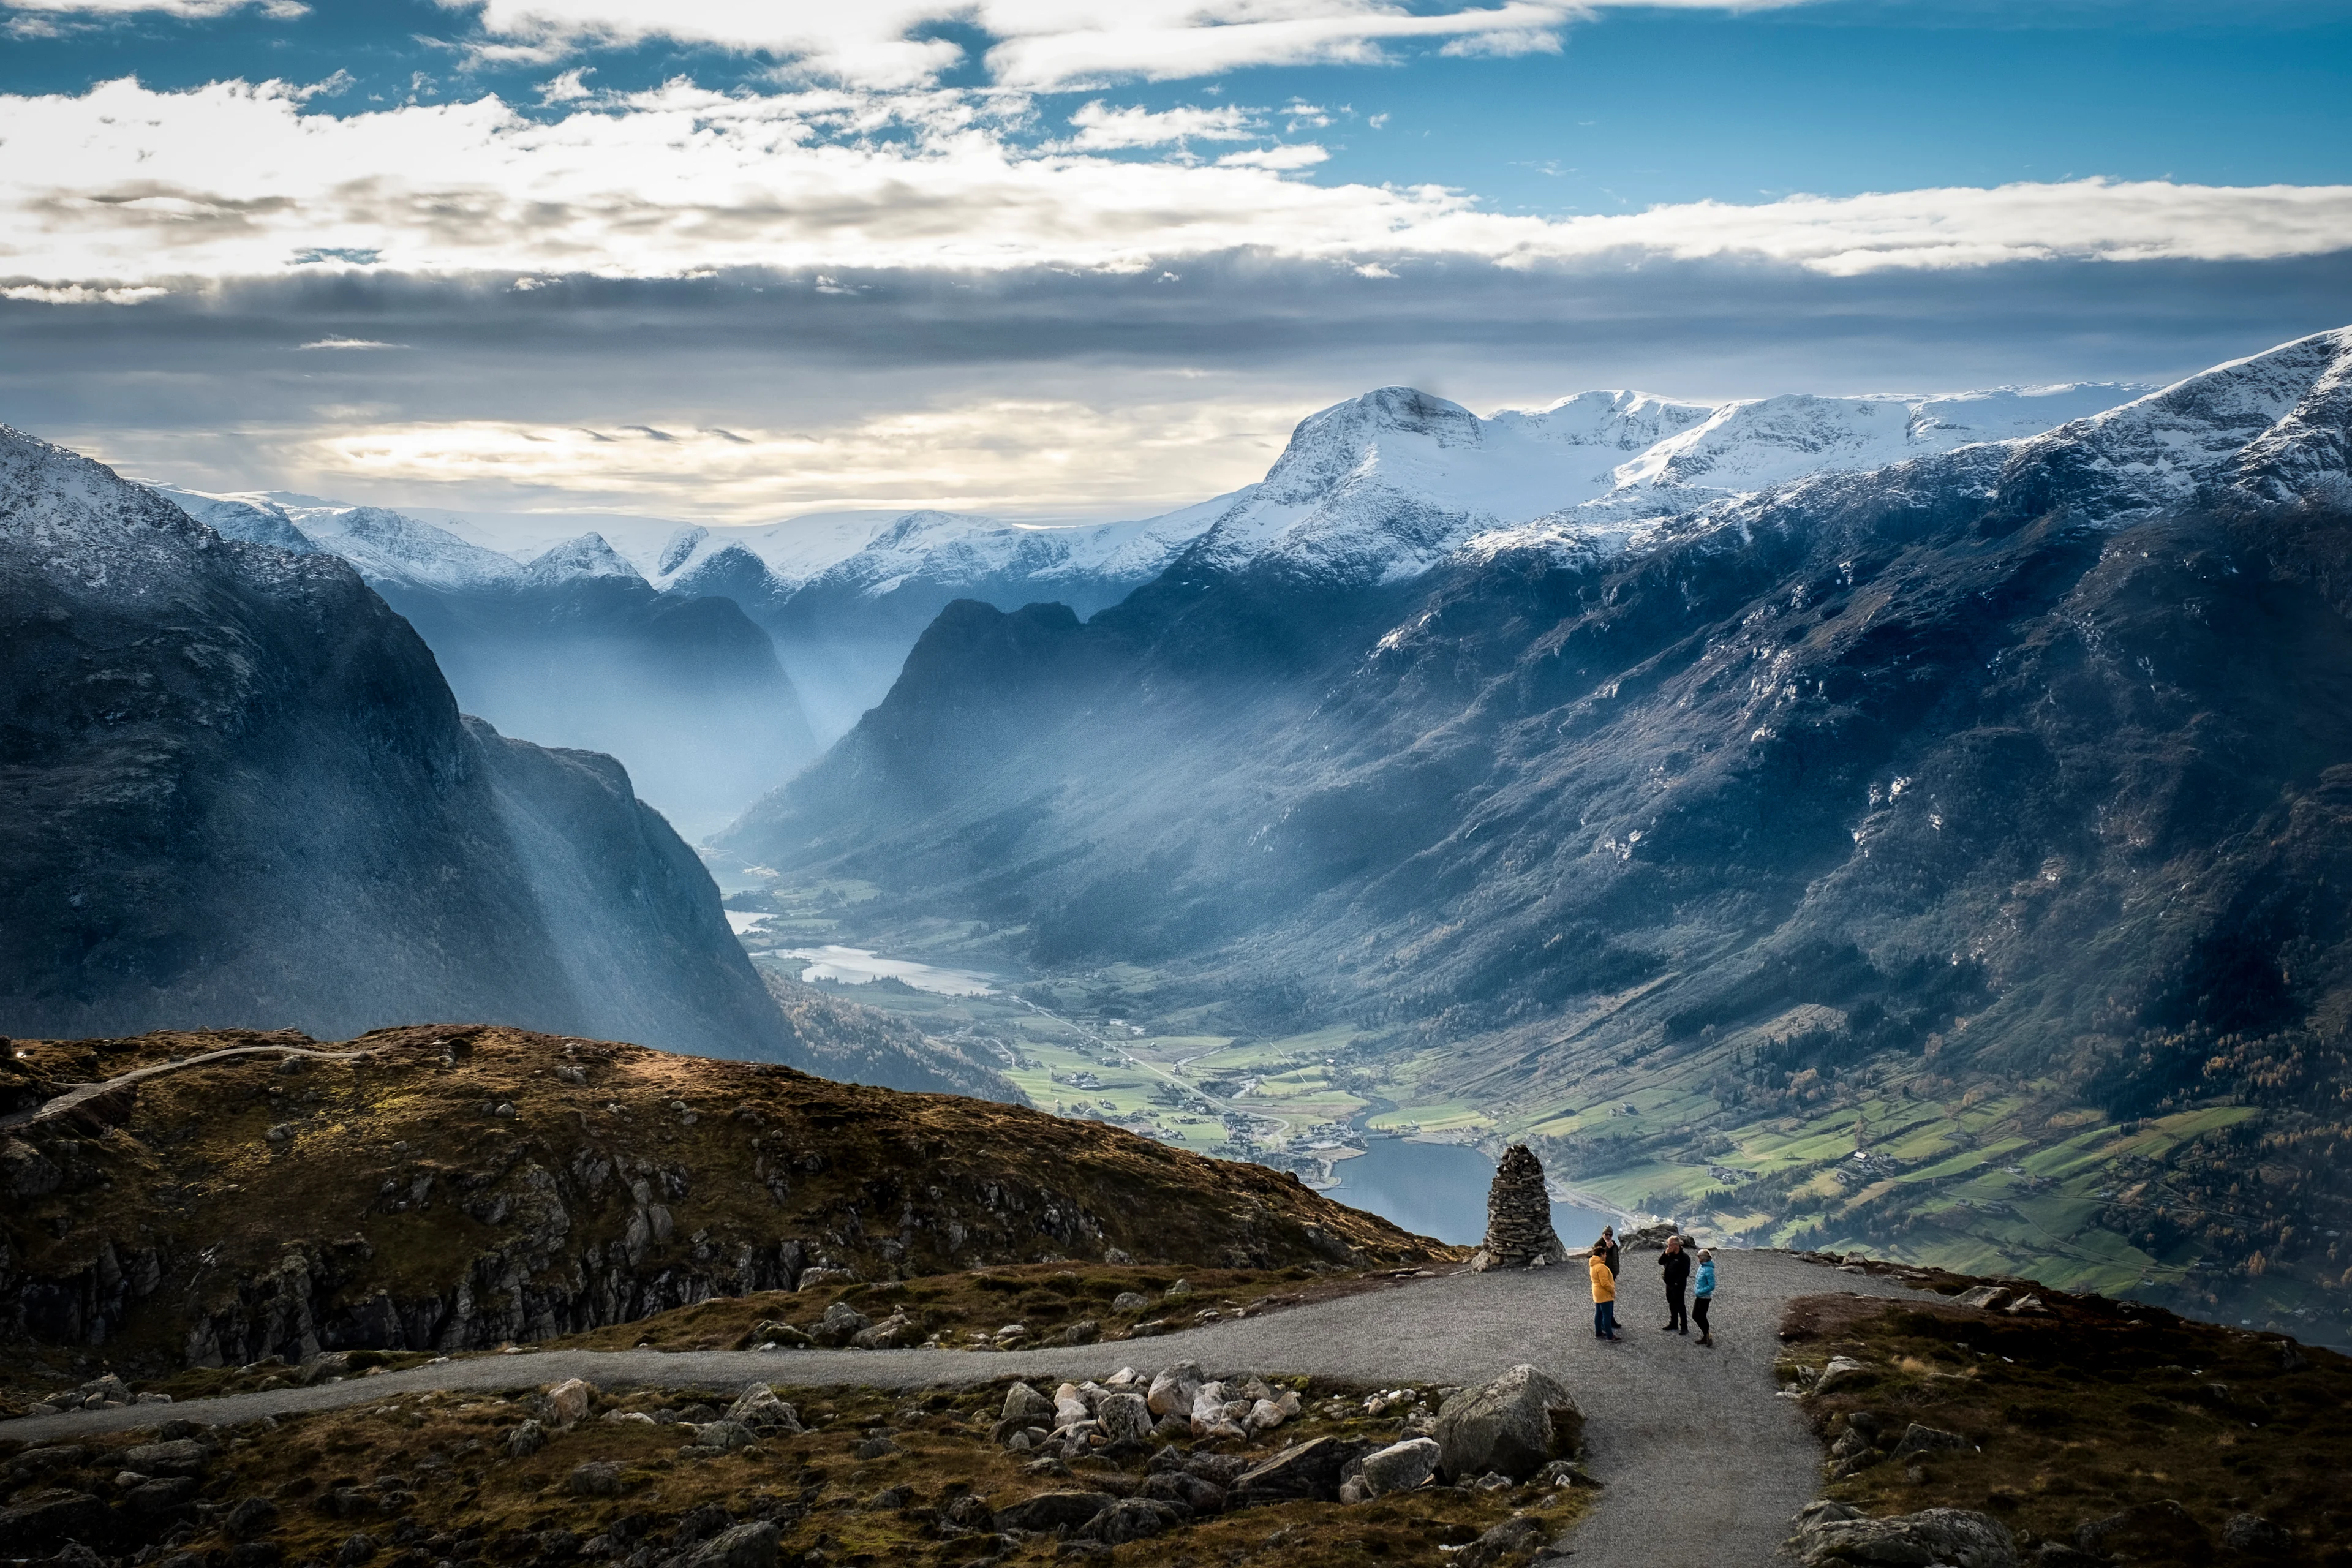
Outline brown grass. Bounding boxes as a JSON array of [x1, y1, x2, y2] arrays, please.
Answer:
[[1781, 1290, 2352, 1563], [0, 1375, 1588, 1567]]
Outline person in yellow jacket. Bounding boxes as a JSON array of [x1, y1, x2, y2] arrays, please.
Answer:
[[1589, 1246, 1620, 1340]]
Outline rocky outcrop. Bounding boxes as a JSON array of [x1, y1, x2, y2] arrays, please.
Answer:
[[1472, 1145, 1564, 1270]]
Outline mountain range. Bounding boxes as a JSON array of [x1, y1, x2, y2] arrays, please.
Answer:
[[147, 382, 2142, 832], [0, 428, 791, 1058], [720, 328, 2352, 1326]]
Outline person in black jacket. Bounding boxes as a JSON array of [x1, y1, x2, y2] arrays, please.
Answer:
[[1593, 1226, 1621, 1280], [1659, 1234, 1692, 1334]]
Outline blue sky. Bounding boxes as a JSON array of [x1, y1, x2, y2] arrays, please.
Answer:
[[2, 0, 2350, 518]]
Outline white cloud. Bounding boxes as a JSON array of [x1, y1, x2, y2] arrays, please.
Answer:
[[297, 335, 406, 349], [1215, 143, 1329, 170], [2, 78, 2350, 294], [454, 0, 1602, 89], [1064, 100, 1259, 151]]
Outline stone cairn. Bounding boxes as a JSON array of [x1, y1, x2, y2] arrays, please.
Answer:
[[1471, 1143, 1567, 1271]]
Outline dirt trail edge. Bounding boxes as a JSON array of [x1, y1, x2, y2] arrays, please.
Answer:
[[2, 1251, 1936, 1567], [0, 1046, 383, 1131]]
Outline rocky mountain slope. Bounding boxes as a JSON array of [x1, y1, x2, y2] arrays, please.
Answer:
[[155, 489, 815, 838], [1, 429, 789, 1058], [0, 1025, 1442, 1371], [720, 328, 2352, 1324]]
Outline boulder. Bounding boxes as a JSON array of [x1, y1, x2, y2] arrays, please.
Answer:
[[1061, 1320, 1101, 1346], [127, 1478, 202, 1513], [1002, 1383, 1056, 1424], [1227, 1437, 1358, 1507], [726, 1385, 803, 1435], [1435, 1366, 1583, 1482], [1054, 1384, 1093, 1428], [1140, 1472, 1226, 1516], [993, 1491, 1117, 1533], [850, 1311, 919, 1350], [688, 1420, 759, 1453], [1954, 1287, 2011, 1310], [123, 1439, 209, 1476], [0, 1496, 104, 1556], [1790, 1506, 2018, 1568], [2221, 1513, 2290, 1552], [941, 1496, 997, 1532], [225, 1498, 281, 1540], [1146, 1362, 1205, 1417], [1887, 1425, 1971, 1463], [1815, 1357, 1875, 1394], [673, 1522, 780, 1568], [1164, 1280, 1194, 1301], [504, 1420, 546, 1458], [1079, 1499, 1182, 1545], [1112, 1292, 1150, 1313], [810, 1302, 872, 1348], [543, 1378, 595, 1430], [1096, 1392, 1152, 1444], [1359, 1438, 1441, 1498], [567, 1463, 623, 1497]]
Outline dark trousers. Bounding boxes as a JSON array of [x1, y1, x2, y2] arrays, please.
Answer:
[[1694, 1296, 1712, 1336], [1594, 1300, 1617, 1338], [1665, 1284, 1688, 1330]]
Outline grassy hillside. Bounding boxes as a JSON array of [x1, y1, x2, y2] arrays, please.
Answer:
[[0, 1025, 1449, 1396]]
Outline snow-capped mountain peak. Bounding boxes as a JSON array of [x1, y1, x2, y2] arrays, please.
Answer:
[[520, 531, 639, 587]]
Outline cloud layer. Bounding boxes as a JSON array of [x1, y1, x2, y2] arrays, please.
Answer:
[[6, 76, 2352, 293]]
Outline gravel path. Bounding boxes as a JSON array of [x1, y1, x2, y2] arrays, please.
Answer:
[[0, 1046, 382, 1131], [2, 1251, 1935, 1566]]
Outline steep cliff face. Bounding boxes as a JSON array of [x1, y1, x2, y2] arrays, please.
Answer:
[[0, 426, 790, 1061], [0, 1027, 1441, 1370]]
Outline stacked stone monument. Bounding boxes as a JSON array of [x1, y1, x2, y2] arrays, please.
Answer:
[[1471, 1143, 1567, 1270]]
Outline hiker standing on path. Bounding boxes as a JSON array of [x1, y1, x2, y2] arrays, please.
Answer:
[[1596, 1226, 1622, 1278], [1693, 1249, 1717, 1346], [1589, 1244, 1620, 1340], [1659, 1234, 1692, 1335]]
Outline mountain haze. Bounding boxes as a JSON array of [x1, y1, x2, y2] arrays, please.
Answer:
[[1, 431, 789, 1058], [723, 328, 2352, 1319]]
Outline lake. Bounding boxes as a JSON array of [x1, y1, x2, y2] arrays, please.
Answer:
[[775, 944, 998, 997], [1325, 1136, 1618, 1248]]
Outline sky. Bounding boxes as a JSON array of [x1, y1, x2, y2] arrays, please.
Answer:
[[3, 0, 2350, 521]]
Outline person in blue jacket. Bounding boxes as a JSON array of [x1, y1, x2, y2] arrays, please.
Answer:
[[1693, 1249, 1717, 1347]]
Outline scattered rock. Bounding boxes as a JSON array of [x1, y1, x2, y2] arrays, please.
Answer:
[[1061, 1320, 1101, 1346], [1888, 1425, 1971, 1463], [1228, 1436, 1359, 1507], [852, 1436, 900, 1461], [1079, 1499, 1182, 1546], [2221, 1513, 2290, 1552], [1459, 1516, 1550, 1568], [798, 1268, 858, 1291], [543, 1379, 595, 1430], [673, 1521, 780, 1568], [2003, 1297, 2049, 1317], [505, 1420, 547, 1458], [865, 1485, 913, 1510], [123, 1440, 209, 1476], [1815, 1357, 1876, 1394], [0, 1495, 104, 1556], [690, 1420, 760, 1454], [1003, 1383, 1057, 1424], [726, 1385, 803, 1436], [1478, 1145, 1567, 1268], [1954, 1286, 2011, 1310], [1096, 1392, 1152, 1445], [1145, 1364, 1204, 1418], [1358, 1438, 1441, 1498], [225, 1498, 281, 1540], [1164, 1280, 1194, 1302], [125, 1478, 201, 1514], [1140, 1471, 1226, 1516], [1789, 1506, 2018, 1568], [1436, 1365, 1583, 1482], [337, 1532, 379, 1566], [993, 1492, 1118, 1533], [1112, 1292, 1150, 1313], [567, 1463, 623, 1498], [850, 1310, 919, 1350], [810, 1302, 872, 1348]]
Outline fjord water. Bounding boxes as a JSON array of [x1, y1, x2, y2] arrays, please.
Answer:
[[1330, 1136, 1617, 1247]]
